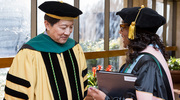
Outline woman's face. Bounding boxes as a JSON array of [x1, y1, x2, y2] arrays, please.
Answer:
[[45, 19, 74, 44], [119, 23, 130, 48]]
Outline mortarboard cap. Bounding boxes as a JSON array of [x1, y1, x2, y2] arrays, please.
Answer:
[[38, 1, 82, 20], [116, 6, 166, 34]]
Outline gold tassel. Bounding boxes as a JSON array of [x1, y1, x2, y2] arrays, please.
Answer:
[[59, 0, 63, 3], [128, 5, 145, 40], [128, 21, 136, 39]]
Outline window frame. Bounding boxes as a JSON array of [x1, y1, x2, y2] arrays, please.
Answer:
[[0, 0, 177, 68]]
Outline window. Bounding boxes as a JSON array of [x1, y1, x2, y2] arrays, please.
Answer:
[[0, 0, 31, 97], [156, 0, 164, 39], [79, 0, 105, 52], [147, 0, 152, 8], [79, 0, 105, 69], [0, 68, 9, 99], [166, 1, 173, 46], [0, 0, 31, 58], [109, 0, 124, 71]]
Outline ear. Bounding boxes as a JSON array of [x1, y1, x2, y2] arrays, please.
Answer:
[[44, 20, 51, 30]]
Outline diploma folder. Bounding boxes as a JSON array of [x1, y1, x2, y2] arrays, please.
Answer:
[[96, 71, 137, 97]]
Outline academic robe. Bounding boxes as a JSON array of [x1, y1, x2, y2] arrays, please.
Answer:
[[106, 46, 174, 100], [4, 33, 88, 100]]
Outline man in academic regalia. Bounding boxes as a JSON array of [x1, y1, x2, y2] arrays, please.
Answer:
[[88, 5, 175, 100], [4, 1, 87, 100]]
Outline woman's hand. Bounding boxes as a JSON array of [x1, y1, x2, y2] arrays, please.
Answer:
[[87, 87, 106, 100]]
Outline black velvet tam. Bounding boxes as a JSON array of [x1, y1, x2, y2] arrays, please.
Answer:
[[39, 1, 82, 18], [116, 7, 166, 32]]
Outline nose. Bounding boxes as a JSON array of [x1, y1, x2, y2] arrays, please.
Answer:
[[64, 31, 70, 35], [64, 28, 72, 35]]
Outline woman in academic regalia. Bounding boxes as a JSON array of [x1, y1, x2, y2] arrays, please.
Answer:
[[88, 5, 175, 100]]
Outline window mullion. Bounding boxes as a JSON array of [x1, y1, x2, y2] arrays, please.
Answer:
[[74, 0, 79, 42], [104, 0, 110, 68], [163, 0, 167, 45], [152, 0, 156, 10], [31, 0, 37, 38]]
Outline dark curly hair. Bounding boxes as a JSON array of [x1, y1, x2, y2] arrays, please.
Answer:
[[126, 28, 169, 64]]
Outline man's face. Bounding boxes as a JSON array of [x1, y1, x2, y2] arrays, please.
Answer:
[[119, 23, 130, 48], [45, 19, 74, 44]]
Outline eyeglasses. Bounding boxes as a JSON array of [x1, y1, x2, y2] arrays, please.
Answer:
[[120, 23, 129, 32]]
